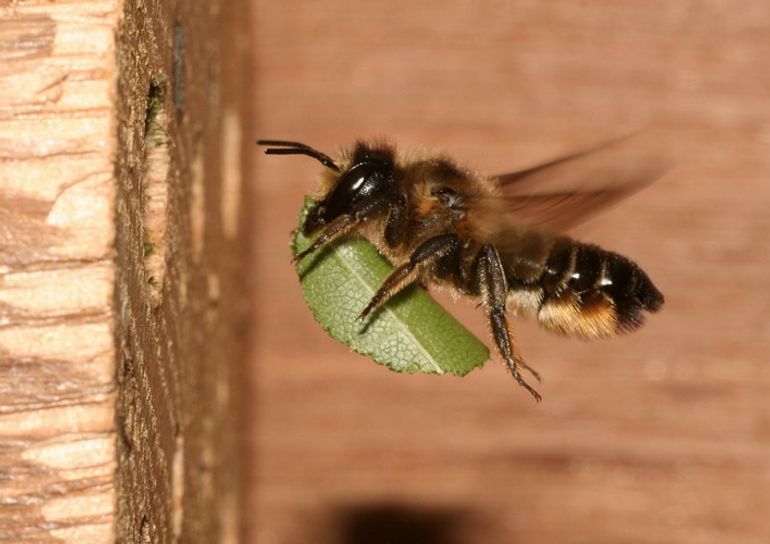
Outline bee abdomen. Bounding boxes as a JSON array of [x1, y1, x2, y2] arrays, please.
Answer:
[[536, 242, 663, 339]]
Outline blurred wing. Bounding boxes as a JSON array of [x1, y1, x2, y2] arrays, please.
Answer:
[[493, 132, 671, 231]]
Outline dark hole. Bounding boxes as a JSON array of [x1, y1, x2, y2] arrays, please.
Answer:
[[144, 82, 165, 137]]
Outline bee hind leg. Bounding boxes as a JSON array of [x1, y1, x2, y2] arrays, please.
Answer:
[[517, 360, 542, 382], [359, 234, 460, 320], [476, 244, 542, 402]]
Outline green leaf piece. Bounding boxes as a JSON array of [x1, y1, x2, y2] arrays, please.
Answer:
[[291, 198, 489, 376]]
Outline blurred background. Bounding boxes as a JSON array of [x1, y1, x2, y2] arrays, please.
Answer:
[[247, 2, 770, 543]]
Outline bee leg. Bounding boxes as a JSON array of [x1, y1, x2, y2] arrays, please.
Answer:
[[384, 193, 408, 247], [293, 214, 356, 263], [359, 234, 460, 320], [517, 360, 542, 382], [476, 245, 542, 402]]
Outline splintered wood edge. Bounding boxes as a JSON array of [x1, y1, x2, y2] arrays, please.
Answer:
[[112, 1, 251, 543]]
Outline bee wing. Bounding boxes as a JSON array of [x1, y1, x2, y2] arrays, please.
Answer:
[[492, 131, 671, 231]]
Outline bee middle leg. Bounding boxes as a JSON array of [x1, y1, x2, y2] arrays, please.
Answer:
[[359, 234, 460, 320], [476, 244, 542, 402]]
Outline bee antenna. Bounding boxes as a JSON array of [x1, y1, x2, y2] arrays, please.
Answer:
[[257, 139, 340, 172]]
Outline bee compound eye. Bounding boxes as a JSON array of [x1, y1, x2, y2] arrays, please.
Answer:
[[322, 162, 392, 218]]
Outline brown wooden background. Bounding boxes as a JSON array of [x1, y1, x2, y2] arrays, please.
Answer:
[[247, 2, 770, 543]]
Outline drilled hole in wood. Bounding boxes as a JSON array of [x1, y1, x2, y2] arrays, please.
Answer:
[[142, 83, 170, 307], [140, 515, 151, 543]]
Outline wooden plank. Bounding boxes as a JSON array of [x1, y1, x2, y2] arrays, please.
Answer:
[[1, 0, 252, 541], [0, 3, 120, 541]]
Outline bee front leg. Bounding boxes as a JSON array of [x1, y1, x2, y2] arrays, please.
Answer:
[[359, 234, 460, 320], [293, 214, 357, 263], [297, 194, 395, 263], [476, 245, 542, 402]]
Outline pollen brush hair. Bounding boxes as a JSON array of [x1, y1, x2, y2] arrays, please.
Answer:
[[258, 135, 667, 402]]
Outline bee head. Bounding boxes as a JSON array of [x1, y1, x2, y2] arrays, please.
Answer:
[[303, 144, 396, 235]]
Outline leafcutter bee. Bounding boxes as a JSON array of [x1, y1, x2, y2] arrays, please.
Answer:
[[258, 136, 666, 402]]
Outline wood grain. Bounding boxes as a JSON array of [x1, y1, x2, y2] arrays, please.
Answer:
[[113, 1, 253, 541], [0, 3, 119, 541], [249, 2, 770, 543], [1, 1, 252, 541]]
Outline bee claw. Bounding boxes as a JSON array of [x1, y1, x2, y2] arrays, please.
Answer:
[[508, 359, 542, 402], [292, 246, 314, 264], [519, 360, 543, 383], [358, 303, 374, 321]]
